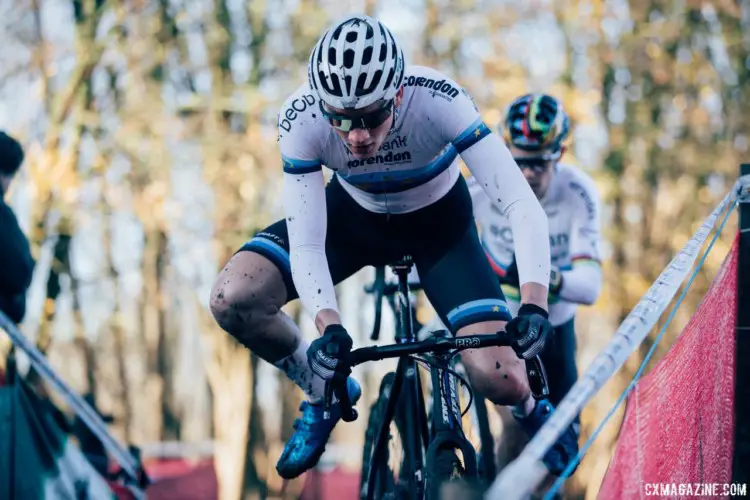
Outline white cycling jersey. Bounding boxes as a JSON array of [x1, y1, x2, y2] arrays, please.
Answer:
[[468, 163, 603, 326], [279, 65, 550, 319]]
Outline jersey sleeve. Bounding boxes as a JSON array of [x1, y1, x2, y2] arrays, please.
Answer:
[[558, 173, 603, 304], [422, 69, 550, 288], [567, 175, 603, 265], [278, 89, 340, 319]]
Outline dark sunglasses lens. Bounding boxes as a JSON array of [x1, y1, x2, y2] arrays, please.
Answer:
[[323, 101, 392, 131], [360, 108, 391, 129], [515, 159, 547, 172]]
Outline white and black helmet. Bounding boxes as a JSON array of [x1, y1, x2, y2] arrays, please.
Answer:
[[308, 16, 405, 110]]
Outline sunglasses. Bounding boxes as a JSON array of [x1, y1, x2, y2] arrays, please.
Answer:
[[514, 150, 561, 174], [319, 99, 394, 132]]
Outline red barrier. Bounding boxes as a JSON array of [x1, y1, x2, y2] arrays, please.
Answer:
[[108, 459, 360, 500], [599, 236, 737, 499]]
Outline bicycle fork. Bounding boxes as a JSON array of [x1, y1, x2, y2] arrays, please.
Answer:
[[426, 350, 479, 481]]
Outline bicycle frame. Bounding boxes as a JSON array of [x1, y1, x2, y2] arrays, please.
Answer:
[[363, 258, 428, 500], [359, 258, 491, 499], [425, 333, 479, 480], [341, 258, 550, 499]]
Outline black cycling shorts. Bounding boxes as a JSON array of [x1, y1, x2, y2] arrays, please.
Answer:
[[238, 174, 512, 333]]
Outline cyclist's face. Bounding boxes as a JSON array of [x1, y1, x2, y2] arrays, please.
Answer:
[[509, 145, 564, 199], [324, 87, 404, 159]]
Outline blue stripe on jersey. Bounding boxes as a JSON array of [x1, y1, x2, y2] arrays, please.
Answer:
[[446, 298, 512, 331], [340, 145, 458, 193], [282, 156, 322, 175], [453, 118, 491, 153], [241, 237, 292, 275]]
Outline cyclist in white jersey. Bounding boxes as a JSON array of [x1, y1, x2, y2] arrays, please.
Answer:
[[208, 16, 578, 479], [471, 94, 603, 475], [470, 94, 603, 410]]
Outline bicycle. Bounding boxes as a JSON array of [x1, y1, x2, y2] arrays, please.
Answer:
[[362, 263, 499, 492], [323, 256, 550, 500]]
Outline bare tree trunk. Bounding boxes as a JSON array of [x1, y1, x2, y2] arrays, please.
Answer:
[[137, 228, 166, 442], [27, 0, 110, 351], [99, 179, 133, 442], [36, 229, 69, 355], [36, 69, 92, 354], [69, 250, 97, 397], [200, 303, 253, 500], [242, 354, 268, 500], [30, 0, 53, 115], [157, 237, 182, 441], [27, 225, 73, 401], [198, 1, 272, 497], [112, 0, 181, 445]]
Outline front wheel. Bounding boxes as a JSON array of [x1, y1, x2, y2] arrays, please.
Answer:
[[359, 372, 410, 500], [425, 447, 463, 500], [425, 447, 485, 500], [451, 354, 497, 489], [471, 391, 497, 487]]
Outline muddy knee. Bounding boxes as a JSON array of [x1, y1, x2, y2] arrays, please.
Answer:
[[471, 368, 528, 406], [462, 350, 530, 406], [209, 251, 287, 343]]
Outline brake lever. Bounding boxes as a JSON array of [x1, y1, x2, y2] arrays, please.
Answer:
[[323, 375, 358, 423], [525, 355, 550, 400], [338, 377, 358, 423], [323, 380, 335, 421]]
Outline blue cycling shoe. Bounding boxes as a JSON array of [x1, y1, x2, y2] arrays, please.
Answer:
[[276, 377, 362, 479], [513, 398, 580, 476]]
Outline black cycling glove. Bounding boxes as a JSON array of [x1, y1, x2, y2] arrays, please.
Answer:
[[505, 303, 553, 359], [307, 324, 354, 381]]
